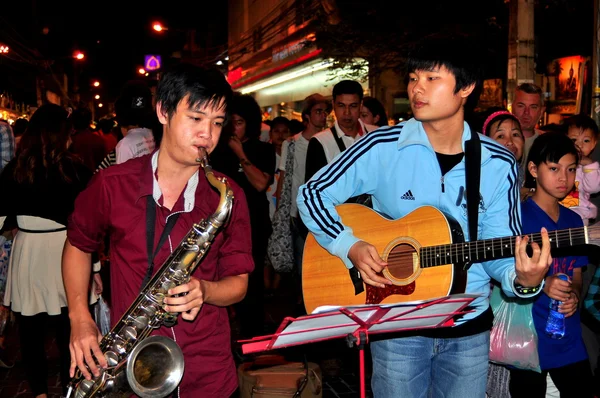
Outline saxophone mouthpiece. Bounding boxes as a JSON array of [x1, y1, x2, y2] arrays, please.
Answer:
[[196, 147, 208, 166]]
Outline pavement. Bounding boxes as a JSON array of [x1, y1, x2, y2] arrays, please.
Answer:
[[0, 273, 372, 397]]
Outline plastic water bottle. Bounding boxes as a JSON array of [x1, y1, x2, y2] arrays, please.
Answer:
[[545, 273, 570, 339]]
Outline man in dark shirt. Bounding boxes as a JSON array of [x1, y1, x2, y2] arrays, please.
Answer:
[[62, 64, 253, 397]]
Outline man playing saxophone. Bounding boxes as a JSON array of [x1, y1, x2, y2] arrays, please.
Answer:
[[62, 64, 254, 397]]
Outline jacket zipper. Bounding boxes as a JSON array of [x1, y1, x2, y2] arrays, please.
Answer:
[[440, 176, 445, 193]]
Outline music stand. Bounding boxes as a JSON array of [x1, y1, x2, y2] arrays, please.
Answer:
[[239, 293, 479, 398]]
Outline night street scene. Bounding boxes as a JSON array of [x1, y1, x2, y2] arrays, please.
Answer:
[[1, 0, 600, 397]]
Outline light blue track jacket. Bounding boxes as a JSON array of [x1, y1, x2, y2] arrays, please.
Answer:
[[297, 118, 531, 324]]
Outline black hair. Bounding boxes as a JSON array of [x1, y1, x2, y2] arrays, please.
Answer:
[[524, 132, 580, 189], [362, 96, 388, 127], [156, 63, 233, 122], [406, 34, 483, 111], [229, 92, 263, 140], [12, 118, 29, 137], [270, 116, 291, 130], [332, 80, 364, 102], [71, 107, 93, 131], [564, 113, 599, 138], [289, 119, 305, 134], [97, 118, 115, 134]]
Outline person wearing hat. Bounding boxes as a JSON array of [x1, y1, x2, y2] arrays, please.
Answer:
[[96, 81, 156, 171]]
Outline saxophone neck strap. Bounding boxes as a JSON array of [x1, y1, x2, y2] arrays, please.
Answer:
[[143, 196, 180, 292]]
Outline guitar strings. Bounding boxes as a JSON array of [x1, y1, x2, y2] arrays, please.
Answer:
[[416, 228, 588, 266]]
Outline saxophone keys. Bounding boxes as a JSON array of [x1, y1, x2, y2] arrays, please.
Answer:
[[140, 304, 158, 318], [132, 315, 149, 331], [120, 326, 138, 342], [105, 351, 119, 367], [161, 280, 177, 293], [76, 379, 95, 397], [112, 338, 127, 355]]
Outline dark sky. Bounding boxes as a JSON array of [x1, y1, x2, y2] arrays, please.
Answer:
[[0, 1, 228, 106]]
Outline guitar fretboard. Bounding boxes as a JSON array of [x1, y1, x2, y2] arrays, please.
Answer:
[[419, 227, 588, 267]]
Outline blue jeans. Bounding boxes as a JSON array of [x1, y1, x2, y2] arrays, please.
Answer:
[[371, 331, 490, 398]]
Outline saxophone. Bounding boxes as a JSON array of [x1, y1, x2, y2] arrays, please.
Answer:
[[66, 148, 234, 398]]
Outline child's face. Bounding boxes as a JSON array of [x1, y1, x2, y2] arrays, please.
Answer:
[[567, 126, 597, 157], [269, 123, 291, 147], [528, 153, 577, 201]]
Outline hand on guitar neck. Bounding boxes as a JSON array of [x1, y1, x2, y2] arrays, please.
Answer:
[[514, 227, 553, 288], [347, 226, 553, 290]]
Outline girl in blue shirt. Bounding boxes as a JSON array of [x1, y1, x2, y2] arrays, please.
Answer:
[[509, 132, 594, 397]]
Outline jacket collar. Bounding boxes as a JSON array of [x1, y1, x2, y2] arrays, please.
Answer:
[[396, 118, 493, 164]]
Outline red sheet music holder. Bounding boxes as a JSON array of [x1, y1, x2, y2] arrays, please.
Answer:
[[239, 293, 478, 398]]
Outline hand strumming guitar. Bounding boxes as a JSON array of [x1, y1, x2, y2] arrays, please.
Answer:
[[514, 227, 553, 288], [348, 241, 392, 288]]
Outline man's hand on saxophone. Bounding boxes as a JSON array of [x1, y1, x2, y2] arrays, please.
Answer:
[[62, 240, 108, 380], [68, 314, 107, 379], [163, 276, 205, 321]]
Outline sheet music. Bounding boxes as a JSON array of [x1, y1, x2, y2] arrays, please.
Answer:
[[271, 294, 480, 348]]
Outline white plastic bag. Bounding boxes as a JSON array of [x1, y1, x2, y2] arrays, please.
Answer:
[[93, 295, 111, 336], [489, 286, 541, 372]]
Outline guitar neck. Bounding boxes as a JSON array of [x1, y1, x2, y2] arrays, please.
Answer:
[[419, 226, 589, 267]]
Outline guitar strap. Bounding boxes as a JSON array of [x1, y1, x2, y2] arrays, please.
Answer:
[[464, 129, 481, 270], [331, 126, 370, 294]]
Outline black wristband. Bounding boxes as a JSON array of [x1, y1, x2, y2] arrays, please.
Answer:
[[513, 280, 542, 295]]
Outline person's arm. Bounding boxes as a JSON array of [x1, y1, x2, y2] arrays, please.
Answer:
[[62, 240, 107, 379], [304, 138, 328, 183], [228, 136, 271, 191], [63, 171, 110, 379], [297, 133, 380, 270], [480, 158, 551, 296], [578, 161, 600, 194]]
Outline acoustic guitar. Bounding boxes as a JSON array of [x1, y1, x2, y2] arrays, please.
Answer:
[[302, 204, 598, 314]]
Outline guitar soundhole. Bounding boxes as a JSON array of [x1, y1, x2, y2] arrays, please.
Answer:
[[386, 243, 417, 279]]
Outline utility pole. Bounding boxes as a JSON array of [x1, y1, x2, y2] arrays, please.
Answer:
[[507, 0, 536, 107], [592, 0, 600, 125]]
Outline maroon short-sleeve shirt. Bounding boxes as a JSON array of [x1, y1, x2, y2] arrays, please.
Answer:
[[68, 152, 254, 397]]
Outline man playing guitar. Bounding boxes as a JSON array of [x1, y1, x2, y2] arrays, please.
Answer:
[[297, 34, 553, 397]]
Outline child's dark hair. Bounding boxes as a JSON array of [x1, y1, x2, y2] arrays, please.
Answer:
[[564, 113, 599, 138], [524, 132, 580, 189]]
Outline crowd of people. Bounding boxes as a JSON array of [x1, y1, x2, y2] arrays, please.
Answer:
[[0, 33, 598, 398]]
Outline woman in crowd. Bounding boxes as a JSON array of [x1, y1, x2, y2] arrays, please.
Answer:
[[0, 104, 93, 398], [360, 96, 389, 127]]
